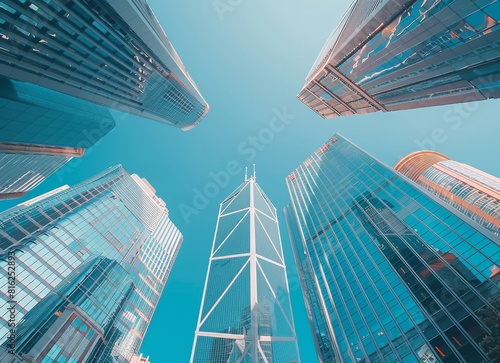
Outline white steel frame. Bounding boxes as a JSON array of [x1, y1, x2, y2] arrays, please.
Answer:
[[190, 172, 300, 363]]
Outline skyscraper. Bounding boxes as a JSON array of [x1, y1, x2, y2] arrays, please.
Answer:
[[298, 0, 500, 118], [0, 0, 209, 129], [0, 0, 209, 198], [0, 165, 182, 363], [395, 150, 500, 235], [191, 172, 300, 363], [285, 135, 500, 362]]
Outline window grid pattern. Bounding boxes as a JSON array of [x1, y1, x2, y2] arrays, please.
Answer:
[[418, 166, 500, 235], [0, 165, 182, 363], [285, 135, 500, 363]]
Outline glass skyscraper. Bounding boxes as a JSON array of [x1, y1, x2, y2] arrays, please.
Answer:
[[395, 150, 500, 236], [0, 0, 209, 198], [0, 166, 182, 363], [191, 173, 300, 363], [0, 0, 209, 129], [298, 0, 500, 118], [285, 135, 500, 362]]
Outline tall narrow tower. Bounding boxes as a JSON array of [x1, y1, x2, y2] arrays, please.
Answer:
[[285, 134, 500, 363], [191, 172, 300, 363]]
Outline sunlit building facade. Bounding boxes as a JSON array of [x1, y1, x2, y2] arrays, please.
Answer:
[[285, 135, 500, 362], [0, 0, 209, 129], [191, 174, 300, 363], [395, 150, 500, 235], [299, 0, 500, 118], [0, 166, 182, 363]]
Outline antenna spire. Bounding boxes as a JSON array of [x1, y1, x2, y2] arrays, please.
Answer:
[[253, 164, 256, 180]]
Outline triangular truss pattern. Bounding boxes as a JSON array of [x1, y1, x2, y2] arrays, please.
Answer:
[[200, 262, 251, 333], [221, 182, 245, 204], [221, 183, 251, 216], [191, 177, 300, 363], [214, 211, 251, 258], [214, 210, 249, 251], [254, 183, 277, 220], [201, 257, 250, 319], [256, 260, 295, 337], [255, 213, 283, 265]]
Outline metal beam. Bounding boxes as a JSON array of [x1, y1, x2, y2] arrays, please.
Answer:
[[325, 65, 387, 112]]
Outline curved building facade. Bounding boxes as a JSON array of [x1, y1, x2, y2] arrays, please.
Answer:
[[395, 151, 500, 235]]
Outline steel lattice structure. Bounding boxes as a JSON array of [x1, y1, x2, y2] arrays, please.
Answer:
[[191, 173, 300, 363]]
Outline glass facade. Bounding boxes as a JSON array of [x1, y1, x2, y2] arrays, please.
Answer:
[[0, 77, 115, 149], [0, 166, 183, 363], [0, 76, 115, 199], [0, 152, 71, 199], [299, 0, 500, 118], [285, 135, 500, 362], [191, 176, 300, 363], [395, 151, 500, 235], [0, 0, 209, 129], [13, 257, 134, 363]]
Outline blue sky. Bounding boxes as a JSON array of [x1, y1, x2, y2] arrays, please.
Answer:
[[2, 0, 500, 361]]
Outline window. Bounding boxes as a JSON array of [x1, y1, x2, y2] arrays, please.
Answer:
[[163, 85, 194, 115]]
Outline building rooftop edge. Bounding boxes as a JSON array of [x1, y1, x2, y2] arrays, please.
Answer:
[[394, 150, 451, 170], [17, 185, 70, 207]]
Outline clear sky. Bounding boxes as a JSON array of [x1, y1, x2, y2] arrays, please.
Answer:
[[2, 0, 500, 362]]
